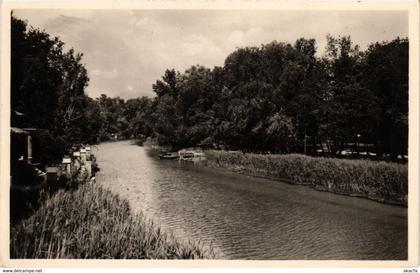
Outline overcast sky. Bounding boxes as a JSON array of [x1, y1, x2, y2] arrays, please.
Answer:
[[13, 9, 407, 99]]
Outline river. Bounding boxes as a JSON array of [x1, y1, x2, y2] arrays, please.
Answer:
[[94, 141, 407, 260]]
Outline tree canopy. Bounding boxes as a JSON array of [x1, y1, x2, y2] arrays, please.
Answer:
[[142, 36, 408, 160], [11, 15, 408, 162]]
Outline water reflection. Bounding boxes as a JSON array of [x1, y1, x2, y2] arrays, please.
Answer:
[[95, 141, 407, 260]]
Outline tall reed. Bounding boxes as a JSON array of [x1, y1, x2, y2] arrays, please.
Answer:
[[10, 183, 214, 259], [203, 151, 408, 205]]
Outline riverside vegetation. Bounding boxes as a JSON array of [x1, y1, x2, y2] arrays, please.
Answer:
[[11, 14, 409, 206], [12, 15, 408, 163], [202, 151, 408, 206], [10, 182, 214, 259], [11, 16, 211, 259], [10, 13, 408, 259]]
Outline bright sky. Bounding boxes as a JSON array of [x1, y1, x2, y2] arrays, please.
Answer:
[[13, 9, 407, 99]]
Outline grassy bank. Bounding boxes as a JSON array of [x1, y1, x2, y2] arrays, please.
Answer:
[[10, 183, 214, 259], [202, 151, 408, 206]]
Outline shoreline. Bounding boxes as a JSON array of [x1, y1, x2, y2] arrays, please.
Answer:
[[201, 164, 407, 207], [143, 142, 408, 206], [10, 144, 214, 259], [10, 182, 215, 259], [198, 150, 408, 207]]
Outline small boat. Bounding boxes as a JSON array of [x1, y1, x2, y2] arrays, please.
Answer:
[[159, 152, 179, 160], [178, 149, 206, 162]]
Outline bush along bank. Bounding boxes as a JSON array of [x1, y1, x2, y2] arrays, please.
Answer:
[[201, 151, 408, 206], [10, 182, 215, 259]]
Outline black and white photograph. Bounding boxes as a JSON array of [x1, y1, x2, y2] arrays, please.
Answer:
[[1, 0, 419, 269]]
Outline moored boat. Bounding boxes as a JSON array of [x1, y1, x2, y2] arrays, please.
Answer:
[[178, 149, 205, 162], [159, 152, 179, 160]]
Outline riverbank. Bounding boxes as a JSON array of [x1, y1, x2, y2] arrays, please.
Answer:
[[88, 141, 407, 259], [10, 182, 214, 259], [200, 150, 408, 206]]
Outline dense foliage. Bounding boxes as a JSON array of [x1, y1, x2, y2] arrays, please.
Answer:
[[11, 16, 101, 163], [12, 15, 408, 162], [143, 36, 408, 160]]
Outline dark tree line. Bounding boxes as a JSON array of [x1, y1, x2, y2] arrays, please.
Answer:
[[11, 15, 102, 163], [140, 36, 408, 160], [11, 15, 157, 163], [11, 15, 408, 163]]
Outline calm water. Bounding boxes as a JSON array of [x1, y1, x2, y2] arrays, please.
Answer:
[[95, 141, 407, 260]]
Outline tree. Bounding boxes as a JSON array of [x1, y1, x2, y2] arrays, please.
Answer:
[[266, 111, 295, 153], [125, 97, 154, 138], [11, 15, 96, 163], [320, 35, 380, 155], [150, 70, 182, 146], [363, 38, 408, 159]]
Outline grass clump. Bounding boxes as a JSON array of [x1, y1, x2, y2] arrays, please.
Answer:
[[10, 183, 214, 259], [203, 151, 408, 205]]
